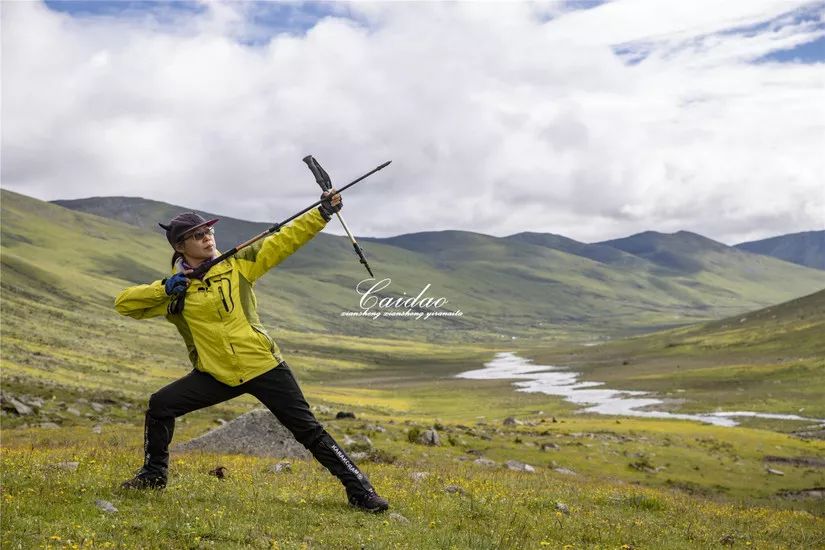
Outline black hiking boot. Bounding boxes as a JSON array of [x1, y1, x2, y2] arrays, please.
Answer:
[[348, 491, 389, 513], [119, 471, 167, 490]]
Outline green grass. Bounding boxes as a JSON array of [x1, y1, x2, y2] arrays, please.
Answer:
[[3, 412, 824, 549], [4, 189, 825, 547]]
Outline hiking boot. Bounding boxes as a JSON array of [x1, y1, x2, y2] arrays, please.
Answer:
[[120, 472, 167, 490], [348, 491, 389, 513]]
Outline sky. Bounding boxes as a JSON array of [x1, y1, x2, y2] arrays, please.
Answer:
[[2, 0, 824, 244]]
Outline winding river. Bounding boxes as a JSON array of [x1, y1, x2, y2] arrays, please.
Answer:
[[457, 352, 825, 427]]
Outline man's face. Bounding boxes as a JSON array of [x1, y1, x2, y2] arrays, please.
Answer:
[[177, 226, 216, 261]]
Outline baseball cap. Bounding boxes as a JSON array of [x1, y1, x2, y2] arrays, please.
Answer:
[[158, 212, 220, 246]]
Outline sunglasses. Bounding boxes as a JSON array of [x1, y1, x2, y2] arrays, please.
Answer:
[[181, 227, 215, 242]]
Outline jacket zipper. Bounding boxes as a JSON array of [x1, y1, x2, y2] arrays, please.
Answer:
[[218, 287, 229, 312]]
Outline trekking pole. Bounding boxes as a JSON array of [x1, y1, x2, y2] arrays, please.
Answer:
[[168, 159, 391, 314], [303, 155, 374, 277]]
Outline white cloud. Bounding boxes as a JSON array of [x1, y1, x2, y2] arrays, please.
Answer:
[[1, 0, 823, 244]]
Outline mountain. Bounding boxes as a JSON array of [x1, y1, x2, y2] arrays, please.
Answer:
[[734, 230, 825, 270], [35, 192, 825, 339], [504, 232, 652, 267], [51, 196, 298, 254], [596, 230, 730, 273]]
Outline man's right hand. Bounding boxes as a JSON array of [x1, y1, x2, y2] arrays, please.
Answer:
[[164, 273, 190, 295]]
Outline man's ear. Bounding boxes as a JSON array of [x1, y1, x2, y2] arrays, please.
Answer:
[[174, 242, 186, 254]]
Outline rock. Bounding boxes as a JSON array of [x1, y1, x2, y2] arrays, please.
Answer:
[[336, 411, 356, 419], [40, 422, 61, 429], [410, 471, 429, 481], [555, 502, 570, 515], [766, 467, 785, 476], [66, 407, 81, 416], [22, 396, 44, 408], [553, 467, 577, 476], [389, 512, 410, 524], [215, 418, 227, 425], [90, 402, 105, 413], [503, 417, 522, 426], [343, 434, 373, 451], [314, 405, 331, 415], [91, 425, 102, 434], [54, 461, 79, 471], [350, 451, 368, 461], [473, 457, 496, 467], [541, 442, 560, 451], [365, 424, 386, 433], [209, 466, 227, 479], [505, 460, 535, 473], [173, 409, 311, 458], [8, 398, 33, 416], [95, 499, 118, 513], [270, 461, 292, 473], [444, 485, 466, 495], [417, 429, 440, 446]]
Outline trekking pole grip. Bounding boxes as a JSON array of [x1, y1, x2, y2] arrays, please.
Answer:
[[302, 155, 332, 191]]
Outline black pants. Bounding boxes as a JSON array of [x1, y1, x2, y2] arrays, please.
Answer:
[[138, 361, 376, 499]]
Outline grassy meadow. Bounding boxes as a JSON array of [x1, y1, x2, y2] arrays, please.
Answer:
[[2, 189, 825, 548]]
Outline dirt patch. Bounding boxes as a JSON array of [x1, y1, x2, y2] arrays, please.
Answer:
[[764, 456, 825, 468], [776, 487, 825, 500], [791, 426, 825, 440]]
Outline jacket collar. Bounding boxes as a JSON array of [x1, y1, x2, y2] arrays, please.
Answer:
[[173, 251, 232, 278]]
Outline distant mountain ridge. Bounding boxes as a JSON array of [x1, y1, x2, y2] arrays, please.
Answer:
[[29, 192, 825, 339], [51, 196, 294, 253], [735, 230, 825, 271]]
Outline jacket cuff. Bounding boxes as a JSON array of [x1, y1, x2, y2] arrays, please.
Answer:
[[317, 204, 332, 222]]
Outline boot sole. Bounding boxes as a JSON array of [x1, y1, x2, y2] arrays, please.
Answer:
[[349, 502, 389, 513]]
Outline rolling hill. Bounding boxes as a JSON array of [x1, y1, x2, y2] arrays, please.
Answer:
[[43, 192, 825, 339], [735, 230, 825, 270]]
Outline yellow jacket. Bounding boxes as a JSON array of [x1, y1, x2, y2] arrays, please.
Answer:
[[114, 207, 328, 386]]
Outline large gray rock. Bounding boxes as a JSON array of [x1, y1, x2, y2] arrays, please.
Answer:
[[418, 429, 440, 446], [505, 459, 535, 473], [8, 398, 33, 416], [173, 409, 310, 458]]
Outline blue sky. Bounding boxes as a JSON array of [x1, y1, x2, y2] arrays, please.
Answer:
[[44, 1, 357, 42], [6, 1, 825, 243], [43, 0, 825, 62]]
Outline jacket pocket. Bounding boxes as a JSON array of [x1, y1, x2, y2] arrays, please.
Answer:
[[251, 325, 275, 353]]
